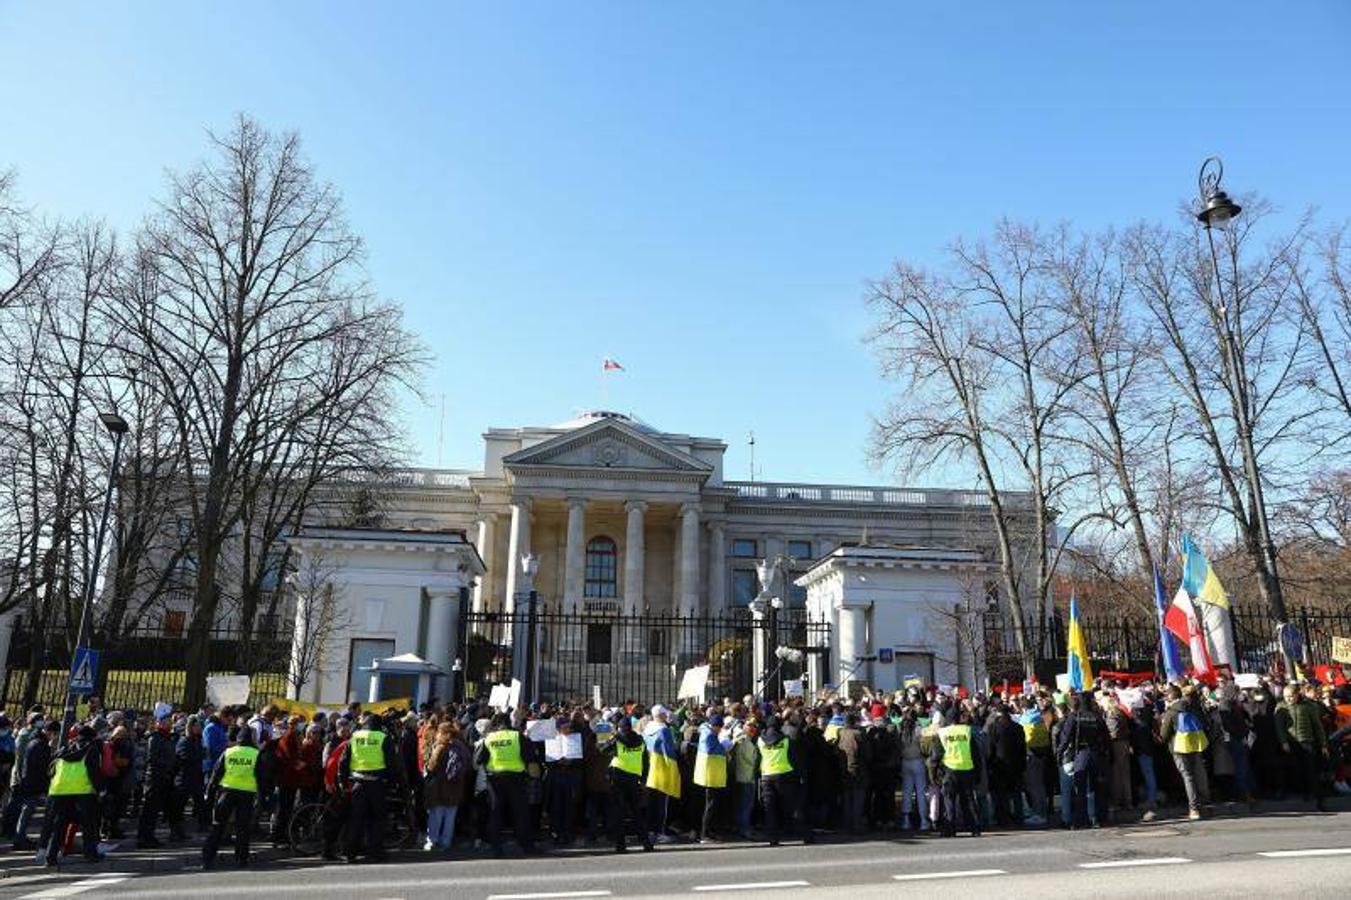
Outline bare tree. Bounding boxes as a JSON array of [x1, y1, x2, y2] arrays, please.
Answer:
[[867, 259, 1038, 677], [112, 116, 424, 707]]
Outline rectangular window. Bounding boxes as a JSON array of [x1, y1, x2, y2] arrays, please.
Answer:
[[586, 624, 613, 665], [730, 538, 758, 558], [786, 540, 813, 561], [647, 628, 667, 658], [731, 569, 759, 607], [162, 610, 186, 638], [347, 638, 395, 704]]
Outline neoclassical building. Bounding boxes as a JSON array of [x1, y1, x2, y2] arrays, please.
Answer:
[[272, 410, 1032, 703]]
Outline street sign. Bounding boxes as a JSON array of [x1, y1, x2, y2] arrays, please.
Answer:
[[68, 647, 99, 695]]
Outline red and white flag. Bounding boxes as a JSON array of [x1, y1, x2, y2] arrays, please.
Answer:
[[602, 357, 624, 372], [1164, 587, 1213, 676]]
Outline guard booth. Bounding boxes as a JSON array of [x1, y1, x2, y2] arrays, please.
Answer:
[[366, 653, 444, 708]]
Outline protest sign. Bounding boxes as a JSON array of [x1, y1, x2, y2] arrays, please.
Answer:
[[1332, 635, 1351, 664], [206, 675, 251, 708], [677, 665, 709, 701], [783, 679, 804, 698], [488, 684, 511, 711], [544, 732, 583, 762], [525, 718, 557, 742]]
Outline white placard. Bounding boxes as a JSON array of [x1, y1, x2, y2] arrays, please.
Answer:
[[783, 679, 804, 698], [525, 718, 557, 742], [544, 732, 583, 761], [205, 675, 251, 708], [508, 678, 522, 710], [678, 664, 709, 701], [488, 684, 511, 711], [592, 684, 602, 709], [1235, 673, 1262, 689], [1054, 673, 1071, 693]]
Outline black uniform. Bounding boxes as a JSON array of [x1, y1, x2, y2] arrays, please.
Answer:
[[603, 729, 651, 852], [336, 725, 404, 862], [201, 742, 264, 868]]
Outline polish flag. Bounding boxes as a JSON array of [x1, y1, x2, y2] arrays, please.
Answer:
[[1164, 588, 1213, 676], [602, 357, 624, 372]]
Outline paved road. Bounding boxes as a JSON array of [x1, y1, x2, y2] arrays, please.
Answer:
[[3, 810, 1349, 900]]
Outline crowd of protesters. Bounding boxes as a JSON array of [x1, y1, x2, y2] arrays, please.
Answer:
[[0, 669, 1346, 867]]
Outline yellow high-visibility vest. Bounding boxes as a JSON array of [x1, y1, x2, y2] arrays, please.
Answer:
[[49, 758, 94, 796], [349, 729, 387, 773], [611, 742, 643, 776], [939, 724, 974, 771], [220, 746, 260, 793], [485, 729, 525, 773], [757, 738, 793, 776]]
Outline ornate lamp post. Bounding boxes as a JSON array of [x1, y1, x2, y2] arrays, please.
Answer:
[[1194, 156, 1286, 626]]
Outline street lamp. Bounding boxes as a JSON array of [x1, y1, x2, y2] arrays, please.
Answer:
[[1192, 157, 1287, 628], [60, 410, 130, 746]]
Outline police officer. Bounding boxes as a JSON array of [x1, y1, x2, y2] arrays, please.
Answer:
[[202, 726, 262, 869], [475, 713, 537, 855], [933, 708, 980, 837], [39, 726, 103, 867], [757, 715, 808, 846], [604, 714, 651, 853], [337, 713, 404, 863]]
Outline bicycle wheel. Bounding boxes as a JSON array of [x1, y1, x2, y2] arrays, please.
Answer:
[[289, 801, 327, 856]]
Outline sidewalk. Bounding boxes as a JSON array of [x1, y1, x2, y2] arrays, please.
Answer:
[[0, 794, 1346, 880]]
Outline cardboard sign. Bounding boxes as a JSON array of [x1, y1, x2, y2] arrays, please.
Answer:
[[206, 675, 251, 708], [1332, 636, 1351, 664], [678, 665, 709, 701]]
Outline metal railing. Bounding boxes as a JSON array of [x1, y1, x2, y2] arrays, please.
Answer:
[[725, 481, 1030, 508]]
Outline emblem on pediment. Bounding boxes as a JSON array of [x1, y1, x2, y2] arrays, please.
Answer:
[[592, 438, 627, 467]]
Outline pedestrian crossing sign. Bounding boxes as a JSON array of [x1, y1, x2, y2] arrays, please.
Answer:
[[68, 646, 99, 695]]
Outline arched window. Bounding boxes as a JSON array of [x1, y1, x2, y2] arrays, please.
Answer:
[[584, 536, 618, 598]]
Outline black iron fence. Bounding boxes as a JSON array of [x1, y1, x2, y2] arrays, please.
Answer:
[[2, 622, 290, 712], [465, 606, 830, 705], [984, 603, 1351, 684]]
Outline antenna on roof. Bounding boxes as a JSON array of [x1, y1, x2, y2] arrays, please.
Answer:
[[436, 393, 447, 467], [748, 431, 756, 483]]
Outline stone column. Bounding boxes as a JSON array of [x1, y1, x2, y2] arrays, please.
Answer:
[[837, 604, 869, 693], [623, 501, 646, 615], [563, 498, 587, 610], [502, 497, 531, 647], [424, 586, 460, 700], [471, 514, 497, 615], [706, 522, 726, 615], [679, 503, 700, 617]]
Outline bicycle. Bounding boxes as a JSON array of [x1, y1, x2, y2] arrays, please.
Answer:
[[288, 781, 415, 855]]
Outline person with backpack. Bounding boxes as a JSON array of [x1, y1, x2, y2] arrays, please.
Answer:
[[422, 721, 471, 850]]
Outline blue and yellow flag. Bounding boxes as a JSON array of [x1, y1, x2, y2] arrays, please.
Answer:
[[1181, 534, 1229, 609], [643, 721, 682, 799], [1066, 597, 1092, 691]]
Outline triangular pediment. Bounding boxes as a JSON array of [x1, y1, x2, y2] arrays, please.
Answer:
[[503, 419, 712, 474]]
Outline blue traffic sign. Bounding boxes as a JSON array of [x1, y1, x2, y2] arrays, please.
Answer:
[[68, 647, 99, 695]]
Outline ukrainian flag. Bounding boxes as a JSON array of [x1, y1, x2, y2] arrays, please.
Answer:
[[692, 722, 727, 788], [824, 713, 845, 743], [643, 721, 682, 799], [1181, 534, 1229, 609], [1066, 597, 1092, 691]]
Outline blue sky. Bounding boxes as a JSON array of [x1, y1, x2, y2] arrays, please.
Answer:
[[3, 3, 1349, 486]]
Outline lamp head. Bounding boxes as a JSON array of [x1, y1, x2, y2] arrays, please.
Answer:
[[1196, 156, 1242, 230], [98, 411, 130, 435]]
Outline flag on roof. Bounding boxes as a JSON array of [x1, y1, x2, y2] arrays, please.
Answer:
[[602, 357, 624, 371]]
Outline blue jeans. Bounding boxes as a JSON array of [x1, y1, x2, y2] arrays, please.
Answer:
[[426, 804, 458, 849], [1059, 764, 1097, 824], [1138, 754, 1158, 808], [734, 781, 756, 835]]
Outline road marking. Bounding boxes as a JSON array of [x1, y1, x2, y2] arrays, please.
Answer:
[[892, 869, 1007, 881], [486, 886, 613, 891], [488, 893, 613, 900], [1258, 848, 1351, 858], [1079, 857, 1191, 869], [692, 881, 811, 892], [18, 876, 129, 899]]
